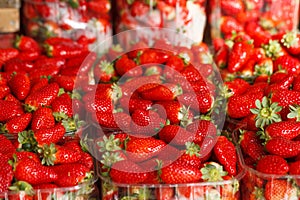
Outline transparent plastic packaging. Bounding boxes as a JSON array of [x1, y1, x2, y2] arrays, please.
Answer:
[[22, 0, 112, 50], [115, 0, 207, 45]]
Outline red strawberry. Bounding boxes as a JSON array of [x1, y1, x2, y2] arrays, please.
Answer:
[[29, 77, 49, 96], [174, 142, 203, 169], [289, 161, 300, 185], [214, 45, 229, 68], [140, 83, 183, 101], [40, 143, 82, 166], [93, 60, 117, 83], [14, 35, 40, 52], [31, 107, 55, 131], [0, 48, 19, 67], [227, 90, 264, 118], [213, 136, 237, 176], [52, 163, 93, 187], [139, 49, 170, 65], [50, 75, 74, 92], [109, 160, 148, 184], [265, 137, 300, 158], [165, 55, 185, 73], [256, 155, 289, 175], [264, 180, 298, 200], [292, 75, 300, 91], [95, 111, 131, 131], [0, 153, 13, 193], [114, 55, 141, 77], [24, 83, 60, 112], [0, 100, 24, 122], [130, 109, 165, 136], [264, 74, 294, 95], [126, 137, 166, 162], [262, 121, 300, 140], [0, 113, 32, 134], [130, 1, 149, 16], [0, 84, 10, 99], [271, 90, 300, 107], [0, 135, 16, 158], [15, 151, 40, 164], [8, 72, 31, 101], [4, 58, 35, 73], [221, 0, 245, 16], [119, 96, 152, 113], [224, 78, 250, 97], [51, 93, 73, 120], [158, 124, 193, 146], [14, 157, 58, 185], [160, 162, 202, 184], [178, 91, 214, 114], [273, 54, 300, 76], [228, 40, 254, 73], [220, 16, 244, 36]]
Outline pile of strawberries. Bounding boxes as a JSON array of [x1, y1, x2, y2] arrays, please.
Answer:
[[80, 39, 244, 199], [0, 36, 97, 198]]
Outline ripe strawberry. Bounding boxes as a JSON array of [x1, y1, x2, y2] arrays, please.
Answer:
[[93, 60, 117, 83], [40, 143, 82, 166], [31, 107, 55, 131], [214, 45, 229, 68], [180, 64, 204, 83], [221, 0, 245, 16], [94, 83, 123, 102], [0, 100, 24, 122], [262, 121, 300, 140], [273, 54, 300, 76], [4, 58, 35, 73], [0, 48, 19, 67], [227, 90, 264, 118], [165, 55, 185, 73], [130, 109, 165, 136], [15, 151, 40, 164], [126, 137, 166, 162], [0, 113, 32, 134], [228, 40, 254, 73], [130, 1, 149, 16], [114, 55, 141, 77], [95, 111, 131, 131], [110, 160, 148, 184], [256, 155, 289, 175], [52, 163, 93, 187], [271, 90, 300, 107], [7, 72, 31, 101], [158, 124, 193, 146], [119, 96, 152, 113], [213, 136, 237, 176], [264, 74, 294, 95], [0, 84, 10, 99], [265, 137, 300, 158], [140, 83, 183, 101], [155, 187, 174, 200], [14, 157, 58, 185], [160, 162, 202, 184], [224, 78, 250, 97], [0, 135, 16, 158], [281, 31, 300, 55], [14, 35, 40, 52], [0, 153, 13, 193], [24, 83, 60, 112], [139, 49, 170, 65], [220, 16, 244, 36], [178, 91, 214, 114], [50, 75, 75, 92], [51, 93, 73, 120], [264, 180, 298, 200], [174, 142, 203, 169], [289, 161, 300, 185]]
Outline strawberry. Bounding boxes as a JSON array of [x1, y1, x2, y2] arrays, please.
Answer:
[[24, 83, 60, 112], [160, 162, 202, 184], [0, 153, 13, 193], [93, 60, 117, 83], [273, 54, 300, 76], [14, 157, 58, 185], [213, 136, 237, 176], [18, 124, 66, 150], [261, 121, 300, 140], [8, 72, 31, 101], [0, 113, 32, 134], [220, 16, 244, 36], [14, 35, 40, 52], [130, 1, 150, 17], [52, 163, 93, 187], [271, 90, 300, 107], [264, 180, 298, 200], [256, 155, 289, 175], [4, 58, 35, 73], [155, 187, 174, 200], [114, 55, 141, 77], [281, 31, 300, 55], [293, 75, 300, 91], [224, 78, 250, 97], [40, 143, 82, 166], [289, 161, 300, 185], [126, 137, 166, 162], [79, 152, 94, 170], [15, 151, 40, 164], [130, 109, 165, 136], [0, 100, 24, 122], [165, 55, 185, 73], [214, 45, 229, 68], [264, 74, 294, 95], [139, 49, 170, 65], [44, 43, 86, 59], [174, 142, 203, 169], [31, 107, 55, 131], [178, 91, 214, 114], [265, 137, 300, 158], [158, 124, 193, 146], [0, 48, 19, 67], [228, 40, 254, 73], [220, 0, 245, 16], [50, 75, 74, 92], [119, 96, 152, 113], [29, 77, 49, 96], [85, 97, 114, 114], [51, 93, 73, 121], [227, 90, 264, 119], [140, 83, 183, 101], [156, 100, 193, 126], [0, 135, 16, 158], [270, 71, 288, 84], [0, 84, 10, 99], [109, 160, 148, 184], [95, 111, 131, 131]]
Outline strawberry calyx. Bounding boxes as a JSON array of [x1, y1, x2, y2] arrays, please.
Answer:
[[111, 83, 123, 103], [185, 141, 200, 157], [99, 60, 115, 76], [111, 44, 123, 53], [9, 181, 34, 196], [254, 59, 273, 76], [0, 123, 8, 133], [253, 186, 265, 199], [24, 104, 37, 113], [262, 40, 283, 60], [100, 151, 125, 170], [98, 134, 122, 153], [287, 104, 300, 121], [38, 143, 57, 166], [281, 31, 299, 48], [178, 105, 193, 127], [200, 162, 228, 182], [61, 114, 86, 132], [250, 96, 282, 129], [18, 130, 38, 152]]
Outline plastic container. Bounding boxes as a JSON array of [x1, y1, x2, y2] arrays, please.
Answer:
[[209, 0, 300, 40], [114, 0, 207, 46], [22, 0, 112, 50]]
